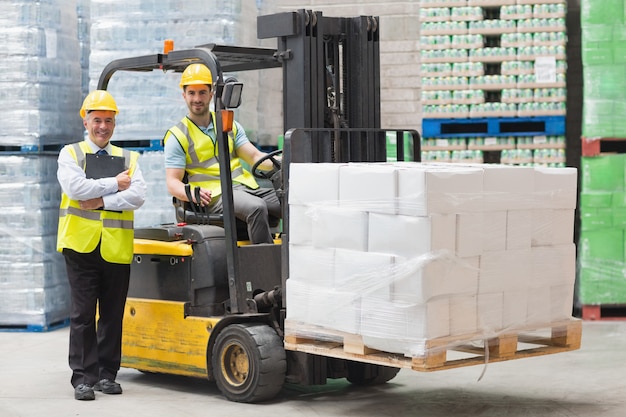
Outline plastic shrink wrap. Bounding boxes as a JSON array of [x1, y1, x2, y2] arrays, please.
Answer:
[[286, 161, 577, 361]]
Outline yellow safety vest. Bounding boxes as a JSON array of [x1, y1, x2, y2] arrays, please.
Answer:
[[56, 141, 139, 264], [163, 113, 258, 198]]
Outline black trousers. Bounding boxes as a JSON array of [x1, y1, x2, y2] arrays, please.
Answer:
[[63, 245, 130, 387]]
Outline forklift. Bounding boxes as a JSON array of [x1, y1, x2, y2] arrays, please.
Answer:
[[98, 10, 420, 403]]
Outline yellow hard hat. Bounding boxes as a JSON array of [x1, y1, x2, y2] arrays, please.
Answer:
[[180, 63, 213, 89], [80, 90, 118, 118]]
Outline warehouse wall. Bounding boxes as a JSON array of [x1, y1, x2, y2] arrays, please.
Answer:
[[255, 0, 423, 146]]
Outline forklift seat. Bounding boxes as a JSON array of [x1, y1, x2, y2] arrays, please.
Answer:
[[173, 197, 280, 241]]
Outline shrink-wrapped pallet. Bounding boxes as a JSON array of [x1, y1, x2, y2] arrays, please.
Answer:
[[286, 161, 577, 358]]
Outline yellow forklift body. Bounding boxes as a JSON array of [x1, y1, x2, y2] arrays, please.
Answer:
[[133, 238, 193, 256], [121, 298, 220, 378]]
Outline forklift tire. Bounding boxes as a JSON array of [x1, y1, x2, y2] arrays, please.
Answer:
[[212, 323, 286, 403], [346, 362, 400, 386]]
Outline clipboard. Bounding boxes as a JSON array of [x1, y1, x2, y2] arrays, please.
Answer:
[[85, 153, 125, 179]]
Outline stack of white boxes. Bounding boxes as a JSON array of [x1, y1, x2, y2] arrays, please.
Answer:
[[286, 161, 576, 357]]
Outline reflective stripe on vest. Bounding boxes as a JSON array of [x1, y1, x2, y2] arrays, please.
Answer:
[[59, 207, 134, 230], [164, 113, 258, 198]]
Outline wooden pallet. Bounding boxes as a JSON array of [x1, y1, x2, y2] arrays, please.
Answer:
[[284, 319, 581, 372], [581, 137, 626, 157], [582, 305, 626, 321]]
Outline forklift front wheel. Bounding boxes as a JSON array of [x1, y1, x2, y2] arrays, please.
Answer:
[[212, 323, 286, 403]]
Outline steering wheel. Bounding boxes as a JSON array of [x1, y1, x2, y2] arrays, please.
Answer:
[[251, 149, 283, 180]]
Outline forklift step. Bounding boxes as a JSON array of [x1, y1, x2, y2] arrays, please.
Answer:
[[284, 318, 581, 372]]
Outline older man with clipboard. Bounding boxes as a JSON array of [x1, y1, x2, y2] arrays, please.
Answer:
[[56, 90, 147, 401]]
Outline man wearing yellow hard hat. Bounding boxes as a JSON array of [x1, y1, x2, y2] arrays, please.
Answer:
[[56, 90, 147, 400], [163, 63, 280, 243]]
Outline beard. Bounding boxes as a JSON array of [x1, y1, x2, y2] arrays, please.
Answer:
[[189, 102, 209, 117]]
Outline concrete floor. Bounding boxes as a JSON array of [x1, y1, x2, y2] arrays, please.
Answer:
[[0, 321, 624, 417]]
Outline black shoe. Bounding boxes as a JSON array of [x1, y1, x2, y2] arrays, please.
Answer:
[[94, 379, 122, 395], [74, 384, 95, 401]]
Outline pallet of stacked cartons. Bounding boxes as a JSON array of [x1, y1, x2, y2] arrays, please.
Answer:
[[284, 161, 580, 370]]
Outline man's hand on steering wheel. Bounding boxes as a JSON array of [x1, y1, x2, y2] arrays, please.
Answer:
[[251, 149, 283, 180]]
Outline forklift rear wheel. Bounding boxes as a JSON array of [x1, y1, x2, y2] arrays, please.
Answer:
[[346, 362, 400, 385], [212, 323, 286, 403]]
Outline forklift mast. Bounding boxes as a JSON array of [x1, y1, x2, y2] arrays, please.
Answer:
[[258, 10, 381, 130]]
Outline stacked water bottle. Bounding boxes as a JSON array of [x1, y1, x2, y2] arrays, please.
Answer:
[[89, 0, 257, 143], [77, 0, 91, 98], [88, 0, 259, 228], [421, 135, 565, 167], [0, 0, 83, 148], [419, 1, 567, 119], [0, 154, 70, 329]]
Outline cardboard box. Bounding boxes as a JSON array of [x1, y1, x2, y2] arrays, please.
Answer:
[[391, 255, 479, 304], [289, 204, 314, 245], [503, 290, 529, 329], [339, 163, 397, 215], [311, 206, 369, 251], [482, 165, 535, 211], [478, 250, 533, 293], [551, 284, 575, 321], [532, 209, 576, 246], [477, 292, 504, 333], [456, 212, 483, 257], [368, 212, 456, 259], [531, 244, 576, 288], [286, 279, 361, 334], [288, 163, 341, 205], [396, 164, 484, 216], [288, 244, 335, 287], [482, 210, 507, 252], [450, 294, 477, 336], [527, 286, 552, 326], [333, 248, 395, 299], [361, 297, 450, 355], [533, 167, 578, 210], [506, 210, 532, 250]]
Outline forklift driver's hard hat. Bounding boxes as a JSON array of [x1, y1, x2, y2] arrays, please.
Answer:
[[180, 63, 213, 89], [79, 90, 119, 119]]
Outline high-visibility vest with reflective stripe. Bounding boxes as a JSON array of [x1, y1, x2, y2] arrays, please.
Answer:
[[56, 141, 139, 264], [163, 113, 258, 198]]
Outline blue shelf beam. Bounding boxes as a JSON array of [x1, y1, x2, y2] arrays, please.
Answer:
[[422, 116, 566, 138]]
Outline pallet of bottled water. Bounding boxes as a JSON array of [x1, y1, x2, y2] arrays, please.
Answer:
[[0, 0, 83, 148], [0, 154, 70, 331]]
